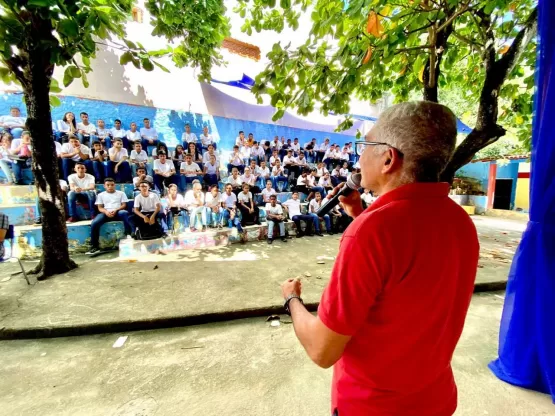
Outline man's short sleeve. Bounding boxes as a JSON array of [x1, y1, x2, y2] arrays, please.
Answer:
[[318, 234, 386, 336], [120, 192, 129, 203], [95, 194, 104, 206]]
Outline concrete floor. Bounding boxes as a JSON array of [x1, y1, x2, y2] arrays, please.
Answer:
[[0, 293, 553, 416]]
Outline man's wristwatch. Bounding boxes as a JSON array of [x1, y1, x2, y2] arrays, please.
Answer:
[[284, 294, 303, 315]]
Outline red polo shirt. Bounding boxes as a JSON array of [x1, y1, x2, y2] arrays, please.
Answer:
[[318, 182, 479, 416]]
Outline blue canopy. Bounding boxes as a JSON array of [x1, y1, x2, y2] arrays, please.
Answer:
[[489, 0, 555, 402], [211, 73, 255, 91]]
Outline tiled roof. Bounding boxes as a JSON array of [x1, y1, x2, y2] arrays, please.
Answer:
[[222, 38, 261, 61]]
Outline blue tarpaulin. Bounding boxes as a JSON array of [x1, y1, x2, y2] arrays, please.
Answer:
[[211, 73, 255, 90], [489, 0, 555, 403]]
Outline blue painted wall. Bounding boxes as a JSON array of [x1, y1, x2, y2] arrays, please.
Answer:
[[0, 92, 353, 150]]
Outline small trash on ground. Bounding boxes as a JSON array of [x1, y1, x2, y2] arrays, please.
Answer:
[[304, 271, 312, 277], [40, 352, 46, 357], [316, 276, 322, 279], [270, 320, 281, 327], [317, 256, 335, 260], [180, 346, 204, 350], [0, 276, 11, 283], [266, 315, 281, 322], [126, 259, 137, 263], [477, 264, 484, 268], [153, 265, 159, 270], [317, 260, 326, 264], [112, 336, 128, 348]]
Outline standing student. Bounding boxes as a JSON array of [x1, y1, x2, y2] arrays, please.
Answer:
[[180, 153, 203, 191], [133, 180, 168, 236], [76, 112, 97, 145], [221, 183, 243, 232], [184, 181, 206, 231], [265, 194, 287, 244], [66, 162, 97, 223], [88, 177, 133, 254], [140, 118, 159, 149], [106, 138, 132, 183], [203, 154, 220, 187], [283, 191, 319, 238], [309, 192, 333, 236], [204, 185, 223, 228], [129, 142, 149, 177], [237, 183, 260, 226], [152, 151, 177, 193]]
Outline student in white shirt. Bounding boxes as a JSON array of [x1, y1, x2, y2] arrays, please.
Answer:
[[361, 188, 377, 207], [308, 191, 333, 235], [338, 161, 350, 183], [172, 144, 186, 169], [235, 131, 246, 147], [164, 183, 187, 232], [96, 119, 111, 149], [261, 179, 277, 205], [204, 185, 223, 228], [140, 118, 159, 149], [107, 138, 132, 183], [153, 151, 177, 193], [200, 125, 215, 151], [182, 123, 198, 147], [133, 179, 168, 236], [184, 181, 206, 231], [249, 141, 265, 164], [237, 183, 260, 226], [110, 119, 127, 143], [126, 122, 141, 145], [282, 191, 319, 238], [256, 161, 271, 189], [76, 112, 97, 145], [57, 111, 77, 142], [60, 135, 93, 180], [295, 152, 308, 171], [203, 153, 220, 187], [330, 165, 342, 187], [66, 162, 97, 222], [295, 169, 323, 201], [88, 177, 133, 253], [180, 153, 203, 191], [282, 149, 299, 179], [132, 166, 154, 195], [269, 149, 281, 167], [318, 172, 334, 194], [90, 140, 106, 183], [130, 142, 150, 177], [291, 138, 301, 155], [317, 138, 331, 162], [241, 166, 261, 194], [227, 145, 245, 174], [265, 194, 287, 243], [221, 183, 243, 232], [226, 167, 243, 194], [0, 107, 26, 138], [271, 159, 288, 192], [202, 144, 219, 165], [240, 144, 251, 166], [271, 136, 282, 151], [186, 142, 203, 167]]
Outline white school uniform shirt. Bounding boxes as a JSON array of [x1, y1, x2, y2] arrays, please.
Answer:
[[235, 136, 245, 146], [182, 132, 198, 144], [130, 149, 148, 163], [297, 175, 310, 186], [140, 127, 158, 139], [153, 159, 174, 174], [291, 143, 300, 152], [340, 151, 350, 161], [226, 175, 242, 187], [229, 152, 244, 166], [202, 152, 219, 164], [55, 141, 63, 156], [180, 162, 201, 176], [241, 174, 256, 186], [95, 190, 128, 210], [204, 161, 218, 175], [256, 166, 270, 178], [0, 115, 26, 128], [59, 179, 69, 192], [165, 193, 185, 209], [77, 122, 96, 135], [97, 128, 110, 138], [205, 192, 222, 209], [339, 167, 349, 176], [265, 203, 283, 216], [61, 143, 92, 161], [319, 143, 330, 152], [240, 146, 251, 158], [68, 173, 95, 190], [323, 148, 336, 160], [269, 155, 280, 166], [58, 120, 75, 133], [271, 166, 284, 176], [184, 190, 205, 208], [1, 145, 10, 160], [237, 191, 252, 204], [282, 199, 301, 217], [109, 147, 128, 162], [110, 127, 126, 138], [283, 155, 296, 166], [318, 176, 332, 187], [309, 198, 322, 213], [250, 146, 264, 158], [126, 130, 141, 142], [331, 168, 341, 177], [134, 192, 161, 213], [261, 188, 276, 202], [296, 157, 308, 167], [271, 141, 282, 150], [133, 175, 153, 188], [307, 175, 316, 187], [221, 192, 237, 209], [200, 133, 214, 146]]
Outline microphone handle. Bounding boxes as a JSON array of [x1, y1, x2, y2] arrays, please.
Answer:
[[315, 185, 355, 217]]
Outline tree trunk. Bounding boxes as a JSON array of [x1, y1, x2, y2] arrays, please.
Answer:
[[21, 48, 77, 279]]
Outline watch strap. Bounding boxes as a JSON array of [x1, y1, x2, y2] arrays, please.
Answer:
[[284, 294, 303, 315]]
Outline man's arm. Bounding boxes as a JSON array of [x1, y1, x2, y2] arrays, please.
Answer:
[[78, 148, 90, 160]]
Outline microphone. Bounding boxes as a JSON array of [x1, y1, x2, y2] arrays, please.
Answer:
[[316, 173, 361, 217]]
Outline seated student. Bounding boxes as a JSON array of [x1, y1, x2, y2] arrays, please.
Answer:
[[164, 183, 187, 232], [133, 180, 168, 237], [295, 151, 308, 172], [203, 153, 220, 187], [318, 171, 334, 194], [247, 159, 259, 182], [323, 143, 340, 169], [262, 140, 272, 161], [199, 125, 215, 151], [317, 138, 331, 163], [315, 161, 329, 181], [240, 167, 261, 194], [283, 191, 319, 238], [76, 112, 97, 145], [132, 166, 154, 196], [338, 161, 350, 182], [291, 138, 301, 156], [227, 145, 245, 174], [88, 177, 133, 254], [8, 130, 33, 184], [256, 160, 271, 189], [90, 140, 107, 183], [58, 111, 78, 142], [261, 180, 277, 205], [180, 153, 203, 191], [246, 132, 255, 147], [66, 162, 97, 223], [270, 136, 281, 152], [265, 194, 287, 244], [60, 134, 93, 180], [269, 149, 281, 167], [126, 122, 141, 147], [361, 188, 377, 208], [226, 167, 243, 195], [96, 119, 111, 149], [106, 138, 132, 183], [129, 142, 149, 177], [182, 123, 198, 146], [152, 142, 169, 159], [279, 137, 291, 158], [172, 144, 186, 170], [140, 118, 159, 149], [330, 164, 342, 187], [0, 107, 26, 138], [153, 151, 177, 194], [184, 181, 206, 232], [204, 184, 223, 228], [295, 168, 322, 201], [235, 130, 246, 147], [282, 149, 299, 180], [308, 191, 333, 236], [271, 159, 288, 192], [221, 183, 243, 232], [0, 133, 15, 183], [240, 143, 251, 167], [202, 144, 219, 165], [249, 141, 265, 164], [329, 204, 351, 233], [237, 183, 260, 226], [186, 142, 203, 170], [340, 146, 352, 167], [110, 119, 128, 149], [304, 138, 318, 163]]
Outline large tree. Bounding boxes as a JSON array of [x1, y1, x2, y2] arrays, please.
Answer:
[[237, 0, 537, 180], [0, 0, 229, 279]]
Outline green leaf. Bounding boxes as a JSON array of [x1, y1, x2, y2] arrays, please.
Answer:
[[124, 40, 137, 50], [50, 78, 62, 93], [57, 19, 79, 38], [81, 71, 89, 88], [153, 61, 170, 73], [69, 66, 81, 78], [141, 58, 154, 71], [272, 109, 285, 121], [95, 6, 113, 14], [82, 56, 91, 67], [120, 51, 133, 65], [27, 0, 49, 7], [49, 95, 62, 107], [63, 68, 74, 87]]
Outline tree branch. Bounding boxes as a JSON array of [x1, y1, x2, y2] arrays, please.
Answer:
[[436, 0, 471, 33], [451, 30, 484, 48]]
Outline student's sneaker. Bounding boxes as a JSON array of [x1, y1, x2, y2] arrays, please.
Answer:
[[86, 247, 100, 254], [315, 232, 324, 237], [267, 239, 273, 245], [327, 231, 334, 235], [295, 232, 303, 238], [281, 237, 288, 243]]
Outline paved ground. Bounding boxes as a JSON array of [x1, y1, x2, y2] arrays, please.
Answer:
[[0, 216, 525, 338], [0, 292, 552, 416]]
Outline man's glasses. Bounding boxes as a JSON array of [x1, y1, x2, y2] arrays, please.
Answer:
[[354, 140, 404, 157]]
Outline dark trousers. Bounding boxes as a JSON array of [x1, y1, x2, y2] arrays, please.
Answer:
[[90, 211, 133, 248], [153, 173, 177, 193], [68, 190, 96, 219], [105, 161, 132, 183], [292, 214, 318, 235], [238, 203, 259, 226], [204, 173, 219, 187], [133, 211, 168, 233]]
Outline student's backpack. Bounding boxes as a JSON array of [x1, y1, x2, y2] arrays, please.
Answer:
[[135, 221, 164, 240]]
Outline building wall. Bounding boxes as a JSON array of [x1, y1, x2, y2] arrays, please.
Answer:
[[515, 162, 531, 211]]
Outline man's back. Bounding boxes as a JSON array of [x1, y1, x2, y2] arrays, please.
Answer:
[[319, 183, 479, 416]]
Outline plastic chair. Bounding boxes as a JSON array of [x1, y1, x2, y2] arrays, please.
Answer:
[[0, 225, 30, 285]]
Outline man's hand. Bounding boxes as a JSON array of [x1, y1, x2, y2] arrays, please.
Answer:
[[327, 183, 364, 219], [75, 187, 82, 193], [149, 215, 156, 225], [143, 216, 150, 223], [281, 278, 302, 299], [106, 210, 115, 218], [114, 165, 119, 173]]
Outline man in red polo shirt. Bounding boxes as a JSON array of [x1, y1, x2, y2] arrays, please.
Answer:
[[281, 101, 479, 415]]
